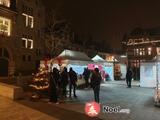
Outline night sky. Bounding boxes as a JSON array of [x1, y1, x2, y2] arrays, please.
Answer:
[[45, 0, 160, 48]]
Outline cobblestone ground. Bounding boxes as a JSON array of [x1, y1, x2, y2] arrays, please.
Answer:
[[0, 82, 160, 120]]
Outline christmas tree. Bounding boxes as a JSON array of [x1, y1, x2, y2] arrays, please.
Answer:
[[29, 67, 49, 90]]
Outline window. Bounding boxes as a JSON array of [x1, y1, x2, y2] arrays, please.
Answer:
[[0, 48, 9, 58], [136, 49, 139, 55], [22, 38, 27, 48], [0, 16, 11, 36], [28, 16, 34, 28], [22, 55, 26, 61], [148, 47, 152, 55], [28, 55, 31, 61], [22, 13, 34, 28], [0, 0, 10, 7], [28, 39, 33, 49], [139, 48, 145, 56], [22, 5, 33, 15], [36, 49, 41, 56], [22, 37, 33, 49]]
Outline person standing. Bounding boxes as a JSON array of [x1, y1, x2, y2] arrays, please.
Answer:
[[69, 67, 77, 98], [49, 68, 59, 104], [60, 67, 69, 98], [126, 67, 133, 88], [83, 68, 90, 88], [90, 68, 102, 103]]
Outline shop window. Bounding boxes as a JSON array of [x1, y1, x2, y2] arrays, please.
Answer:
[[0, 0, 10, 7], [0, 16, 11, 36]]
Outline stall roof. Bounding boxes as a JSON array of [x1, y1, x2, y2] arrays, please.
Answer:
[[58, 49, 91, 61], [92, 55, 105, 62]]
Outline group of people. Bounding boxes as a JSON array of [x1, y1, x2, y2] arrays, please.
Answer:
[[48, 66, 103, 104], [48, 67, 78, 104]]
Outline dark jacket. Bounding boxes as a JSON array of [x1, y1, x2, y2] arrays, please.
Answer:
[[90, 71, 102, 88], [126, 68, 133, 80], [69, 70, 77, 84], [49, 68, 59, 89], [83, 69, 90, 80], [60, 70, 68, 86]]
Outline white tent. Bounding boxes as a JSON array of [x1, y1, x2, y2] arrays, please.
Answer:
[[140, 56, 160, 87], [58, 49, 91, 61], [52, 50, 92, 74], [92, 55, 105, 62], [91, 55, 114, 81]]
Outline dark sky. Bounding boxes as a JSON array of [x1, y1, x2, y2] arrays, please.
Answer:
[[45, 0, 160, 48]]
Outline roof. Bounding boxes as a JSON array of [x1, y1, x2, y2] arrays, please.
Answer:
[[92, 55, 105, 62], [57, 49, 91, 61]]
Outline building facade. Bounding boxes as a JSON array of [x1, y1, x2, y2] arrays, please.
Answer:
[[122, 27, 160, 79], [0, 0, 45, 77]]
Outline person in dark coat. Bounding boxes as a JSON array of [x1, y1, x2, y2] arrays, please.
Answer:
[[69, 67, 77, 98], [90, 68, 102, 103], [60, 67, 69, 98], [83, 68, 90, 88], [126, 67, 133, 88], [49, 68, 59, 104]]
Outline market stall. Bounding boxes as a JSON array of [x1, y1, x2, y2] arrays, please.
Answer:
[[51, 49, 92, 75], [140, 56, 160, 87], [91, 55, 114, 81]]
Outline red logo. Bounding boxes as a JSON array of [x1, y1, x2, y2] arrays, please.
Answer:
[[85, 102, 100, 117]]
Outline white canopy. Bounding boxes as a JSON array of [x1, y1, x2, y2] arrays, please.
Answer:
[[92, 55, 105, 62], [58, 49, 91, 61]]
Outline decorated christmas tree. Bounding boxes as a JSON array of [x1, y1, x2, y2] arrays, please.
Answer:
[[29, 67, 49, 90]]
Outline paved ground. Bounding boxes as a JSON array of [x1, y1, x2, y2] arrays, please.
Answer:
[[0, 81, 160, 120]]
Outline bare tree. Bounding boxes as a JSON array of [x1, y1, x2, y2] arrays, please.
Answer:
[[45, 9, 71, 58]]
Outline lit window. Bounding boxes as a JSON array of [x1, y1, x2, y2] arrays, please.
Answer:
[[22, 38, 27, 48], [148, 47, 152, 55], [28, 39, 33, 49], [22, 38, 33, 49], [28, 16, 34, 28], [142, 48, 145, 55], [136, 49, 139, 55], [22, 13, 34, 28], [0, 16, 11, 36], [0, 0, 10, 7]]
